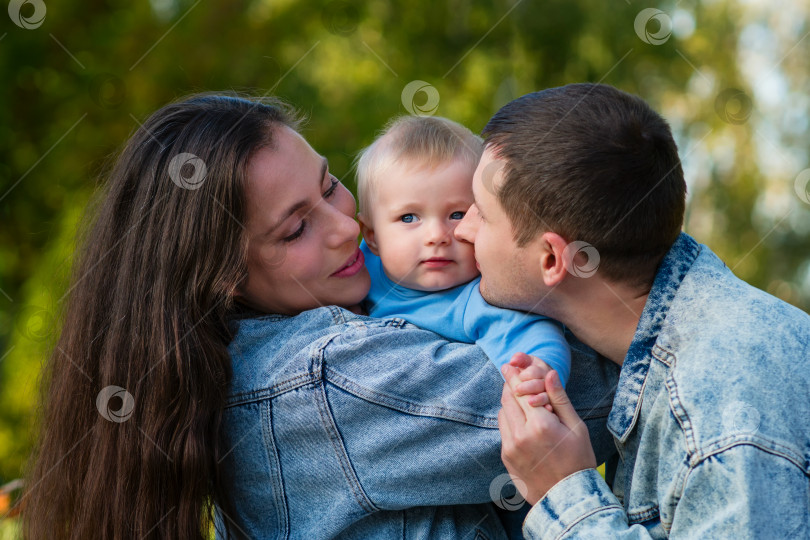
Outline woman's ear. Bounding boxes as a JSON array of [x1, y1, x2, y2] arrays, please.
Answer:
[[231, 274, 247, 302], [357, 213, 380, 255]]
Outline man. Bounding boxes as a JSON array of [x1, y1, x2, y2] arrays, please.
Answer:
[[455, 83, 810, 538]]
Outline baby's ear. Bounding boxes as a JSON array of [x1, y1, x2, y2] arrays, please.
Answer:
[[357, 213, 380, 255]]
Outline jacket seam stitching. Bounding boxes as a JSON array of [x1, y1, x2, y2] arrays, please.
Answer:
[[325, 367, 499, 427], [225, 373, 316, 407], [327, 305, 346, 323], [689, 438, 809, 473], [261, 400, 290, 539], [627, 505, 660, 523], [651, 345, 673, 367], [553, 504, 624, 540], [313, 337, 379, 514], [666, 365, 698, 455]]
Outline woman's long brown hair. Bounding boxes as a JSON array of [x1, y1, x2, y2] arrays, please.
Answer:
[[23, 94, 297, 539]]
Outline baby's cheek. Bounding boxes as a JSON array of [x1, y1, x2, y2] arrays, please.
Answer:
[[380, 248, 418, 285], [458, 245, 481, 280], [458, 241, 476, 261]]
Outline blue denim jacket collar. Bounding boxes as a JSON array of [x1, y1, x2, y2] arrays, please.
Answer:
[[608, 233, 701, 443]]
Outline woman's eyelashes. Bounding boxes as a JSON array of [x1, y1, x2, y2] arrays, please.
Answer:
[[324, 175, 339, 198], [283, 177, 341, 242], [284, 221, 306, 242]]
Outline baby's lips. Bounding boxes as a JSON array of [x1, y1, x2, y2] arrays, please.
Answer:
[[421, 258, 454, 267]]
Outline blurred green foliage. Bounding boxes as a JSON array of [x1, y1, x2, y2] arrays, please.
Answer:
[[1, 0, 808, 508]]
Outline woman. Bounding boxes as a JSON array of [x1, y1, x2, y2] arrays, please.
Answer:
[[24, 94, 618, 539]]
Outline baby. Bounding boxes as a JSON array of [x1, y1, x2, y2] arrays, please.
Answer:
[[356, 115, 571, 385]]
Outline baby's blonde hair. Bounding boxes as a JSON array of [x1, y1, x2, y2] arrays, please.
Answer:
[[356, 116, 483, 220]]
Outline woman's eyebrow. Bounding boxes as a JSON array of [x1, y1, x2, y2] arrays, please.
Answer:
[[263, 157, 328, 237]]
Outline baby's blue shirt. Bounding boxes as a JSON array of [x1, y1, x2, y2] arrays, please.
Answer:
[[360, 241, 571, 386]]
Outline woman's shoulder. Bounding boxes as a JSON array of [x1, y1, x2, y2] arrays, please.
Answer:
[[226, 306, 491, 404], [226, 307, 421, 397], [229, 305, 415, 343], [228, 306, 361, 363]]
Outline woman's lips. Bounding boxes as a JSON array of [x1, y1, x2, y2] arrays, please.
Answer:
[[332, 248, 364, 277], [422, 258, 453, 268]]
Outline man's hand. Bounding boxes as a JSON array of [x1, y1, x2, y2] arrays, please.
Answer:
[[498, 364, 597, 504]]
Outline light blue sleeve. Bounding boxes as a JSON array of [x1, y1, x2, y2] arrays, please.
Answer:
[[462, 282, 571, 387], [523, 447, 809, 539]]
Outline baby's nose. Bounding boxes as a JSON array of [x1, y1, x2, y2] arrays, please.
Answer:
[[426, 220, 452, 245]]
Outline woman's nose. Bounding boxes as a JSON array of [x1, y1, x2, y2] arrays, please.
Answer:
[[454, 205, 478, 244], [326, 205, 360, 247]]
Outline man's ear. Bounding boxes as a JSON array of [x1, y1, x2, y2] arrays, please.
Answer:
[[357, 213, 380, 255], [537, 232, 570, 287]]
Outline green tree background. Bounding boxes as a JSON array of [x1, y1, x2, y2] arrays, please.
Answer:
[[1, 0, 808, 515]]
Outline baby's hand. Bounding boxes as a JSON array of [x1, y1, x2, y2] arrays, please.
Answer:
[[508, 352, 554, 410]]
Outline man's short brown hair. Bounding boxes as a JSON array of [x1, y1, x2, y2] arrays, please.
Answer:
[[483, 83, 686, 286]]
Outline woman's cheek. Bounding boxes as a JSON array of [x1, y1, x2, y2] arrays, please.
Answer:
[[298, 238, 325, 277]]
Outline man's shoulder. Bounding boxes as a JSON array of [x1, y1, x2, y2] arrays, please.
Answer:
[[649, 242, 810, 453], [673, 242, 810, 342], [661, 242, 810, 402]]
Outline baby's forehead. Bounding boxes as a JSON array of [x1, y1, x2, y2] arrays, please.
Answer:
[[373, 156, 475, 205], [387, 154, 475, 176]]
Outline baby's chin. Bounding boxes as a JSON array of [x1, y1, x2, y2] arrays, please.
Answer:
[[404, 268, 481, 293]]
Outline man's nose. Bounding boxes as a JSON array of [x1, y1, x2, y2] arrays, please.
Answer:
[[454, 205, 478, 244]]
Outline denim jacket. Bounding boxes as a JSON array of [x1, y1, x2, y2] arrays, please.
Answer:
[[524, 233, 810, 539], [217, 307, 619, 539]]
